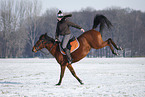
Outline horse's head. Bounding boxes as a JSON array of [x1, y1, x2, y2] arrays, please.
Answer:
[[32, 33, 54, 53]]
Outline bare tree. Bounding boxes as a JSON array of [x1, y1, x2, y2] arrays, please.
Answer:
[[24, 0, 42, 56], [0, 0, 30, 57], [0, 0, 15, 57]]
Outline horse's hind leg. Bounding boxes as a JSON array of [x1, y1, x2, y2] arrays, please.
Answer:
[[67, 64, 84, 85], [100, 39, 119, 55], [108, 38, 123, 50]]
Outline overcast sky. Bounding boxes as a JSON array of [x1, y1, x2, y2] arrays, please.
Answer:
[[40, 0, 145, 13]]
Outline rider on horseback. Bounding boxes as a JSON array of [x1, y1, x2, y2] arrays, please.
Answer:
[[55, 10, 85, 64]]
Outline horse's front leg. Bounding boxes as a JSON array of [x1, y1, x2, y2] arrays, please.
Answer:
[[67, 64, 84, 85], [56, 65, 66, 86]]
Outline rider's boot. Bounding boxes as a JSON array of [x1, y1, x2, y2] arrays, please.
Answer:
[[64, 48, 73, 64]]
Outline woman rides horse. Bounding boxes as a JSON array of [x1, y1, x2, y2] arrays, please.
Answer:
[[55, 10, 85, 64], [32, 14, 122, 85]]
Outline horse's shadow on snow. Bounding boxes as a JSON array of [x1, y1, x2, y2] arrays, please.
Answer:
[[0, 81, 22, 84]]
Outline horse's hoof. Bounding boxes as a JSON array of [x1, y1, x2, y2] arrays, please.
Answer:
[[120, 47, 123, 51], [112, 51, 119, 56], [116, 52, 120, 56], [117, 46, 123, 51], [81, 83, 84, 85], [115, 52, 120, 56], [55, 83, 61, 86]]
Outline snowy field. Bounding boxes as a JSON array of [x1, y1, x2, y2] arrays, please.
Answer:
[[0, 58, 145, 97]]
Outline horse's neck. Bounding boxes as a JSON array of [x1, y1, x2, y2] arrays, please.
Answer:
[[45, 42, 58, 56]]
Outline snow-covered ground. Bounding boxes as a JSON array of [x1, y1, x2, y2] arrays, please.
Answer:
[[0, 58, 145, 97]]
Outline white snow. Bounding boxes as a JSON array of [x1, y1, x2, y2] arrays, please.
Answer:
[[0, 58, 145, 97]]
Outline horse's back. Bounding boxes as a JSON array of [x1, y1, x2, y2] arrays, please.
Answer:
[[79, 29, 101, 38], [78, 29, 103, 49]]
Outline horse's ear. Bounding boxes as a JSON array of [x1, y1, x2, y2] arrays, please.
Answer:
[[44, 33, 47, 36], [44, 33, 48, 40]]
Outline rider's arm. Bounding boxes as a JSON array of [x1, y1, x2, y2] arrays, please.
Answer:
[[67, 20, 85, 32]]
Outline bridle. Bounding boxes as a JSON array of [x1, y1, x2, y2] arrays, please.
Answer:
[[40, 41, 56, 56], [34, 39, 56, 56]]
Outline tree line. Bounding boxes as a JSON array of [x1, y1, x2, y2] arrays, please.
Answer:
[[0, 0, 145, 58]]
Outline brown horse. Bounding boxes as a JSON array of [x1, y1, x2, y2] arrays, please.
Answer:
[[32, 14, 122, 85]]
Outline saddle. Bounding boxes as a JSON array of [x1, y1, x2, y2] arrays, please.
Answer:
[[59, 37, 80, 55]]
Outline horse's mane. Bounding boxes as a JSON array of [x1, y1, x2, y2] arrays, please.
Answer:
[[39, 33, 55, 43], [46, 35, 55, 42]]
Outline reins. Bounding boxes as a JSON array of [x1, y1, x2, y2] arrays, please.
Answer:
[[40, 41, 56, 56]]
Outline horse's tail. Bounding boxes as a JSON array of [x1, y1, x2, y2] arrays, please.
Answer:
[[92, 14, 112, 33]]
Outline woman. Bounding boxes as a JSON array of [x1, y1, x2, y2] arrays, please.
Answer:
[[55, 10, 85, 64]]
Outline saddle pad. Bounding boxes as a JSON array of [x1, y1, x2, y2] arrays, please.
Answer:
[[59, 39, 80, 55]]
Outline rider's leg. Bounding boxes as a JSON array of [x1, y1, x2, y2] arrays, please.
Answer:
[[62, 34, 72, 64], [62, 34, 71, 48]]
